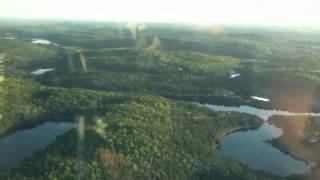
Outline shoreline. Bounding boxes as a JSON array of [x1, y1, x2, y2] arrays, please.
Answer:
[[218, 122, 318, 177], [217, 125, 260, 148], [0, 116, 75, 140], [269, 139, 319, 169]]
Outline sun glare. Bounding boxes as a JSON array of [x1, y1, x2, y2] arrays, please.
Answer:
[[0, 0, 320, 26]]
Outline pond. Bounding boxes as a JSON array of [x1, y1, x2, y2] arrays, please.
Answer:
[[32, 39, 59, 46], [0, 122, 76, 169], [32, 39, 51, 45], [251, 96, 270, 102], [229, 73, 241, 78], [31, 68, 55, 75], [206, 104, 320, 176]]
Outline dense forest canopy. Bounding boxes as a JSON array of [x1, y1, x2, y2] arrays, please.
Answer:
[[0, 21, 319, 179]]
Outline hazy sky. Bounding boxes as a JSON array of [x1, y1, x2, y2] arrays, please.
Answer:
[[1, 0, 319, 26]]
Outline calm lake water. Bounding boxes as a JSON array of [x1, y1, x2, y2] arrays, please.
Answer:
[[0, 122, 76, 169], [206, 104, 320, 176], [218, 122, 312, 176]]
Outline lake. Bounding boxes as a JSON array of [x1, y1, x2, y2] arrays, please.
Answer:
[[218, 122, 312, 176], [206, 104, 320, 176], [0, 122, 76, 169]]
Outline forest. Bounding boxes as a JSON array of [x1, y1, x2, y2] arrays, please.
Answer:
[[0, 21, 320, 179]]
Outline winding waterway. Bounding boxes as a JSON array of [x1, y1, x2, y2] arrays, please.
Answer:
[[206, 104, 320, 121]]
